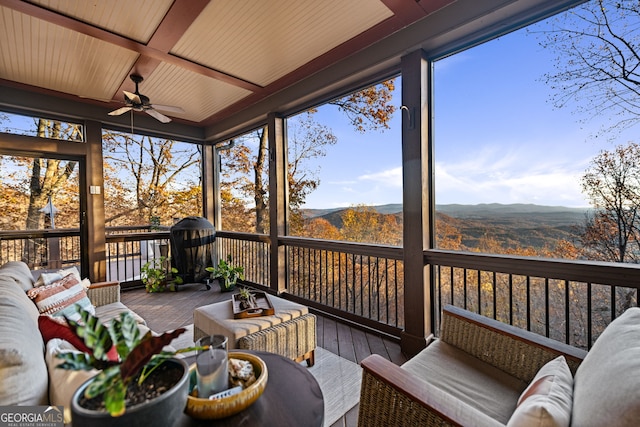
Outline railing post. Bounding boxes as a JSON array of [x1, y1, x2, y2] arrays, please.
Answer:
[[400, 49, 434, 356], [268, 113, 287, 294]]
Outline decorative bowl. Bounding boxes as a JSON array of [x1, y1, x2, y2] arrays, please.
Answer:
[[185, 351, 268, 419]]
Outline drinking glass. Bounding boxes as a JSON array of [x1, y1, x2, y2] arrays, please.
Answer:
[[195, 335, 229, 398]]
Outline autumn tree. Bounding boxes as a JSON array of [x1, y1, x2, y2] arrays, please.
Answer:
[[23, 120, 82, 230], [580, 142, 640, 263], [303, 217, 341, 240], [435, 213, 463, 250], [340, 205, 402, 246], [0, 118, 82, 264], [540, 0, 640, 136], [220, 79, 397, 235], [102, 131, 201, 226]]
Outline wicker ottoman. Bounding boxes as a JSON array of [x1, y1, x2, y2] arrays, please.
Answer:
[[193, 295, 317, 366]]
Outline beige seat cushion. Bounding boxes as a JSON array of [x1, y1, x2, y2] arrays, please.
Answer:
[[571, 307, 640, 427], [95, 301, 147, 326], [193, 296, 308, 348], [402, 339, 527, 424]]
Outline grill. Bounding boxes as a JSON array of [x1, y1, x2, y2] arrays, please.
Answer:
[[169, 216, 216, 283]]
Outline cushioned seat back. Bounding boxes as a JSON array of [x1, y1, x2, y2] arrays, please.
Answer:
[[571, 307, 640, 427], [0, 265, 48, 405]]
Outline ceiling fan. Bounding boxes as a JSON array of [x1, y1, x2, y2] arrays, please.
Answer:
[[108, 74, 184, 123]]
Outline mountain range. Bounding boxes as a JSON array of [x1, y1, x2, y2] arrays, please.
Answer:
[[302, 203, 591, 249]]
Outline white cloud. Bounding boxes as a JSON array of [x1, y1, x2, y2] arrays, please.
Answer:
[[359, 167, 402, 187], [435, 145, 592, 207]]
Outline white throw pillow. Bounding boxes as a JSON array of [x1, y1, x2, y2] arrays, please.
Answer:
[[507, 356, 573, 427], [34, 267, 81, 287]]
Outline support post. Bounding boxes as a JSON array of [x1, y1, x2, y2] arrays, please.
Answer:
[[85, 120, 107, 282], [400, 49, 434, 356], [268, 114, 288, 294], [202, 144, 216, 227]]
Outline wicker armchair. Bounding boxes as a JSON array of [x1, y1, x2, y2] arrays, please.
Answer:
[[358, 305, 588, 427]]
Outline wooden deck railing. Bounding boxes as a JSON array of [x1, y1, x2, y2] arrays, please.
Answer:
[[216, 231, 270, 286], [281, 236, 404, 337], [2, 227, 639, 349], [0, 229, 81, 269], [105, 227, 171, 287], [215, 232, 404, 337], [427, 250, 640, 349]]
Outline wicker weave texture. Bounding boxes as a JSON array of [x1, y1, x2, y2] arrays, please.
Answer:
[[237, 313, 316, 361], [440, 313, 580, 382], [358, 370, 454, 427], [86, 283, 120, 307]]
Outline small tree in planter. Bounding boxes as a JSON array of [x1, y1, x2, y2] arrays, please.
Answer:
[[55, 308, 199, 425], [206, 255, 244, 292]]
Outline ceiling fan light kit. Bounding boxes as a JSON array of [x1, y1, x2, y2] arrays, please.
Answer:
[[108, 74, 183, 124]]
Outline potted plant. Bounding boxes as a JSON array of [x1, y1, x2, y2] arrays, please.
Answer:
[[205, 255, 244, 292], [57, 307, 197, 426], [237, 286, 258, 310], [141, 256, 181, 292]]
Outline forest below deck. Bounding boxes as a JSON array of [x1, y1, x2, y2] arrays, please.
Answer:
[[300, 203, 589, 255]]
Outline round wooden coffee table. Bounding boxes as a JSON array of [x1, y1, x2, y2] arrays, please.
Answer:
[[177, 350, 324, 426]]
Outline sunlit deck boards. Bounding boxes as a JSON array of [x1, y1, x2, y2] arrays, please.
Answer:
[[120, 283, 407, 427]]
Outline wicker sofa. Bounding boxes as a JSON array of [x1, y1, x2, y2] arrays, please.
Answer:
[[358, 304, 640, 427]]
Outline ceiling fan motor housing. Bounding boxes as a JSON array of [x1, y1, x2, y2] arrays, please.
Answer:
[[108, 74, 179, 123]]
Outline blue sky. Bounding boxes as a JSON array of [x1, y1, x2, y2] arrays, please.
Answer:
[[3, 2, 637, 212], [297, 7, 638, 210]]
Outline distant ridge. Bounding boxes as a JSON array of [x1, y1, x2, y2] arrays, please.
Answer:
[[299, 203, 591, 250], [302, 203, 589, 219]]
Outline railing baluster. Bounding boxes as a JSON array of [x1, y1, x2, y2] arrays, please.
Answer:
[[545, 277, 550, 339]]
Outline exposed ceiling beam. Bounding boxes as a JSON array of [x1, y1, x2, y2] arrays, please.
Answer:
[[116, 0, 212, 95], [0, 0, 262, 94]]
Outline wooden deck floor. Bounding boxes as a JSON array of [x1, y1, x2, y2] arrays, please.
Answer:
[[120, 283, 408, 427]]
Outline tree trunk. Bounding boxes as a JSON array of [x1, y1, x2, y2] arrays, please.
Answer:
[[254, 128, 268, 234]]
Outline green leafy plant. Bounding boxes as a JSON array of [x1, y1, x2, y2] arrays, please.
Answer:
[[205, 255, 244, 291], [149, 216, 161, 231], [237, 286, 258, 310], [141, 256, 180, 292], [56, 308, 197, 417]]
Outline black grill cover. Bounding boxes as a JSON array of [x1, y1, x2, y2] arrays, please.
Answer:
[[169, 216, 216, 283]]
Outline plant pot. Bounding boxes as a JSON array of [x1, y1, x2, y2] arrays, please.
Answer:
[[219, 279, 236, 292], [70, 358, 189, 427]]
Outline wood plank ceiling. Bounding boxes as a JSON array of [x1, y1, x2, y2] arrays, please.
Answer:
[[0, 0, 452, 127]]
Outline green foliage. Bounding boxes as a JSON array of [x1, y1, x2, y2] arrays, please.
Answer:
[[206, 255, 244, 291], [141, 256, 181, 292], [149, 216, 161, 230], [55, 307, 195, 417]]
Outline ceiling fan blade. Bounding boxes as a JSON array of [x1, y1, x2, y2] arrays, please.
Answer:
[[146, 108, 172, 123], [123, 90, 141, 104], [108, 106, 132, 116], [151, 104, 185, 114]]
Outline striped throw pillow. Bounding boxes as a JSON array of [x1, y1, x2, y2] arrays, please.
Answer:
[[27, 274, 95, 321]]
